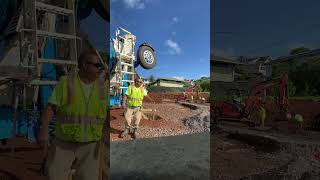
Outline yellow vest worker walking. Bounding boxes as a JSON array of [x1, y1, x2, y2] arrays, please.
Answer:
[[121, 77, 152, 139], [38, 51, 108, 180], [260, 106, 266, 127]]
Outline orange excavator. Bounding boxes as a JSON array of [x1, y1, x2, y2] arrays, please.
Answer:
[[212, 74, 289, 127]]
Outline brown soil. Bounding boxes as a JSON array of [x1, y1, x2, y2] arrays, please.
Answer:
[[264, 99, 320, 132], [211, 132, 289, 180], [110, 104, 191, 141], [0, 137, 46, 180], [144, 92, 210, 103]]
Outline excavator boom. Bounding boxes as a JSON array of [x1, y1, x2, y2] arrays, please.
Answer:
[[244, 74, 289, 115]]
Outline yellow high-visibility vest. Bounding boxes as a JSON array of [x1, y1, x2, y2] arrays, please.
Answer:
[[54, 74, 107, 142], [126, 85, 145, 107]]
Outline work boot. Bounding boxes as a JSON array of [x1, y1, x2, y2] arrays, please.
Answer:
[[129, 127, 134, 134], [133, 128, 139, 139], [120, 128, 129, 138]]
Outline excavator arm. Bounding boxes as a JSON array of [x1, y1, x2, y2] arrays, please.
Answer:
[[244, 74, 289, 116]]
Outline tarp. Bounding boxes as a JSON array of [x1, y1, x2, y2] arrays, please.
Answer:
[[40, 38, 57, 108], [0, 106, 39, 143]]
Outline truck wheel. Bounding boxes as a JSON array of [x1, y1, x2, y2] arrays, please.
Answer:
[[137, 45, 156, 69]]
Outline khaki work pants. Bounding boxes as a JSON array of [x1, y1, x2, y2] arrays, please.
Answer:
[[46, 138, 101, 180], [124, 106, 142, 129]]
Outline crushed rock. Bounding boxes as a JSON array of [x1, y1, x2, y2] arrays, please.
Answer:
[[183, 107, 210, 132]]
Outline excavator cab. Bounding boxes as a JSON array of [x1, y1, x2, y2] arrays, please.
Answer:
[[213, 74, 289, 127], [225, 88, 245, 112]]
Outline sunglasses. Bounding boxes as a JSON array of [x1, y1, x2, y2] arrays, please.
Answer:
[[136, 81, 142, 83], [87, 62, 104, 69]]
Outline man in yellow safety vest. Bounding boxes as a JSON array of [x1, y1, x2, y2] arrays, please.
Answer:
[[38, 51, 108, 180], [121, 77, 153, 139]]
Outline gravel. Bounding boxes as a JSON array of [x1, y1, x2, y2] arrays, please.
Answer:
[[143, 103, 195, 123], [137, 127, 207, 139], [112, 102, 211, 140], [183, 107, 210, 132]]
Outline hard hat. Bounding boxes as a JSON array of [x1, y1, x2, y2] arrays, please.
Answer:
[[293, 114, 304, 123]]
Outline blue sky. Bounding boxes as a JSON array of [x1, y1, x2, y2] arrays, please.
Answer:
[[110, 0, 210, 80], [213, 0, 320, 59], [79, 10, 108, 51]]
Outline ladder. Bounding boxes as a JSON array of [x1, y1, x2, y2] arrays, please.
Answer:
[[20, 0, 79, 86], [113, 27, 136, 90], [18, 0, 79, 105]]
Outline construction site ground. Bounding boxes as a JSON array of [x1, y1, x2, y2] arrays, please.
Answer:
[[0, 92, 210, 179], [212, 98, 320, 180], [0, 137, 44, 180], [110, 92, 210, 141]]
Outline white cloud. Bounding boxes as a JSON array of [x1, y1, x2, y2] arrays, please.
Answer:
[[172, 17, 179, 23], [173, 76, 185, 81], [137, 3, 145, 9], [165, 39, 182, 55], [123, 0, 145, 9]]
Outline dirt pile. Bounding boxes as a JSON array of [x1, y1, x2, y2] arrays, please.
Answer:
[[183, 107, 210, 132], [144, 92, 210, 103], [144, 93, 184, 103], [144, 103, 194, 122]]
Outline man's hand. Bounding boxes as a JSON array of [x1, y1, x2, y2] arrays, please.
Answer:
[[122, 103, 126, 109], [122, 95, 127, 109], [38, 127, 49, 160], [38, 104, 55, 157], [38, 127, 49, 147]]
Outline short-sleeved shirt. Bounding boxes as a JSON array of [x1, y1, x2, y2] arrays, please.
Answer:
[[48, 77, 66, 108]]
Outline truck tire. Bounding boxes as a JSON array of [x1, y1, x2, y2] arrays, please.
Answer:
[[137, 45, 156, 69]]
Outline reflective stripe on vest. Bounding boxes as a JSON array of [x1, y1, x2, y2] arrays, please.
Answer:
[[56, 114, 104, 125], [55, 74, 106, 142]]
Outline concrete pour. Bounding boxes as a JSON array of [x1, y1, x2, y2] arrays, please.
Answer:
[[110, 132, 210, 180]]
